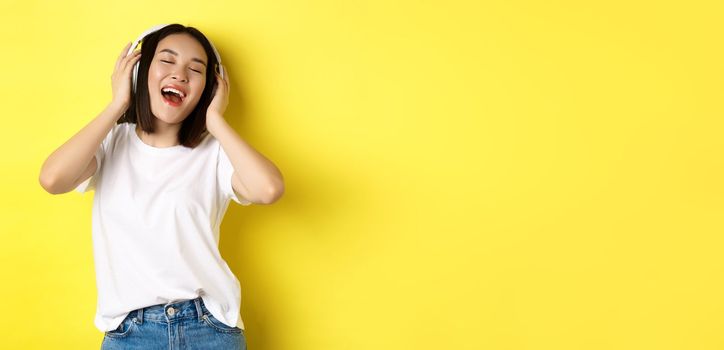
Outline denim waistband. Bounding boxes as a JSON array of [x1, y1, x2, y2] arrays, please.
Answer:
[[130, 296, 208, 325]]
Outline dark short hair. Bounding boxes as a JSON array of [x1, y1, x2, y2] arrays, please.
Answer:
[[119, 24, 220, 148]]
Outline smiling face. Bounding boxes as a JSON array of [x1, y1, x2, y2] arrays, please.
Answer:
[[147, 33, 209, 124]]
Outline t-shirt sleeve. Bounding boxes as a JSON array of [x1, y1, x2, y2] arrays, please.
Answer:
[[75, 124, 116, 194], [217, 142, 253, 206]]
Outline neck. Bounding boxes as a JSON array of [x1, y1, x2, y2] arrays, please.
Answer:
[[136, 120, 181, 148]]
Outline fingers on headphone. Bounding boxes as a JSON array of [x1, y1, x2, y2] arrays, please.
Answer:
[[119, 42, 131, 59], [116, 42, 131, 71], [124, 51, 142, 70], [117, 51, 133, 70], [216, 65, 227, 81]]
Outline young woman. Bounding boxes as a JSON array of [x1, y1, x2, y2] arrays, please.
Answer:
[[39, 24, 284, 349]]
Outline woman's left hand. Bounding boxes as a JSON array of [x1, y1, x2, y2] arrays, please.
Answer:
[[206, 66, 229, 126]]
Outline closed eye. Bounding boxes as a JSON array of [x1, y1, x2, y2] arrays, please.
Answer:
[[160, 60, 202, 74]]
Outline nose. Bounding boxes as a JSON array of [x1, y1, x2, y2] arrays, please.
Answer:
[[171, 69, 188, 83]]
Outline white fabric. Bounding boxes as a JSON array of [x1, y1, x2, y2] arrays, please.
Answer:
[[76, 122, 251, 333]]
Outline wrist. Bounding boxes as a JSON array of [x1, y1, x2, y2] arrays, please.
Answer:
[[109, 100, 128, 113], [207, 109, 223, 119], [106, 101, 128, 120], [206, 112, 226, 133]]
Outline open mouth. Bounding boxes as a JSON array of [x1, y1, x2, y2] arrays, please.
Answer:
[[161, 86, 186, 107]]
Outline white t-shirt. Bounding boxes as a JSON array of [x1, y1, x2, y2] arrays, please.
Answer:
[[75, 122, 252, 333]]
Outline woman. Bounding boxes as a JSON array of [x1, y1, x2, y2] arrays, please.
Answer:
[[39, 24, 284, 349]]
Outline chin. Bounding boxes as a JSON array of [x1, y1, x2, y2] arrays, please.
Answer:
[[151, 100, 190, 124]]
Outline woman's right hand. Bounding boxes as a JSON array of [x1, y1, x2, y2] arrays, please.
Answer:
[[110, 42, 142, 111]]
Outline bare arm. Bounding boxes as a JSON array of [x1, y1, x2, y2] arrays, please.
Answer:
[[38, 103, 125, 194], [205, 69, 284, 205], [208, 115, 284, 204], [38, 42, 142, 195]]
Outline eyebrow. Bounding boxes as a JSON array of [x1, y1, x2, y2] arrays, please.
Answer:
[[158, 48, 207, 67]]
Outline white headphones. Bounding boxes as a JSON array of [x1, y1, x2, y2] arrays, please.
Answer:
[[126, 24, 225, 93]]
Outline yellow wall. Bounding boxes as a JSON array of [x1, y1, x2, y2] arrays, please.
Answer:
[[1, 0, 723, 349]]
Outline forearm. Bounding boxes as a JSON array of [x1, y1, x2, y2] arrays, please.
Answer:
[[207, 114, 284, 201], [39, 102, 125, 193]]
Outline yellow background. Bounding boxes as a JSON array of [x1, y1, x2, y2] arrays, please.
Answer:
[[1, 0, 723, 349]]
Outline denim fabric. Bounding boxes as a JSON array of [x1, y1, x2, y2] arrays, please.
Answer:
[[101, 296, 246, 350]]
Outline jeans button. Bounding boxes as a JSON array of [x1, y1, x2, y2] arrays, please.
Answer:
[[167, 307, 175, 316]]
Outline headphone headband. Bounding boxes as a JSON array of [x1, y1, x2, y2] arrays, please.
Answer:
[[128, 24, 224, 93]]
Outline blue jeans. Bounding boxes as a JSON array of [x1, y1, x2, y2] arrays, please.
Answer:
[[101, 296, 246, 350]]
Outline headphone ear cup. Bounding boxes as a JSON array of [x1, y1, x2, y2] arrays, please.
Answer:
[[210, 75, 218, 97], [132, 61, 140, 94]]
